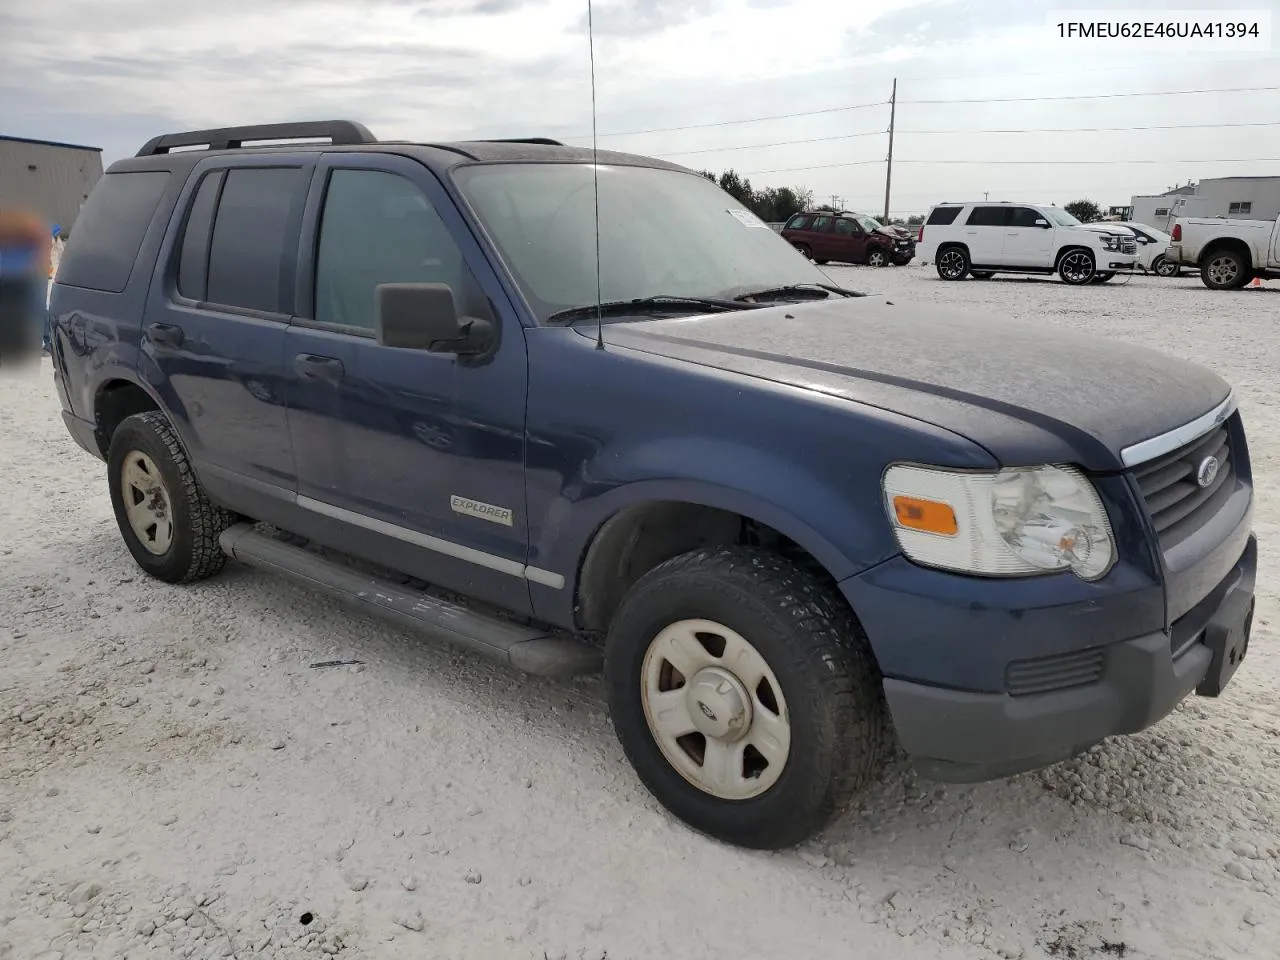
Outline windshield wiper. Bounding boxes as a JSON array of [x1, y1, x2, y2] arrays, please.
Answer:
[[546, 295, 751, 325], [729, 282, 862, 303]]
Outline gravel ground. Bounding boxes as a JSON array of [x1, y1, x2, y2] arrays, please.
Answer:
[[1, 265, 1277, 960]]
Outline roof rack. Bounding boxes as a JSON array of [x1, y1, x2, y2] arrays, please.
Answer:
[[135, 120, 376, 157], [472, 137, 565, 146]]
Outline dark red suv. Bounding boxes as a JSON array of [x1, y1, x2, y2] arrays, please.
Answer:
[[780, 210, 912, 267]]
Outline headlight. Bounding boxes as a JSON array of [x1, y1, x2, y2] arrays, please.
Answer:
[[1098, 235, 1119, 251], [882, 464, 1115, 581]]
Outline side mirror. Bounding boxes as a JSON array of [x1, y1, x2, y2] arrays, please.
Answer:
[[375, 282, 493, 355], [1035, 218, 1050, 228]]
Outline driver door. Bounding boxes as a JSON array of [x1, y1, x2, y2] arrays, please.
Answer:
[[832, 217, 864, 263]]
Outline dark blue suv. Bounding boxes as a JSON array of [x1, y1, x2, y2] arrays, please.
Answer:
[[49, 121, 1256, 850]]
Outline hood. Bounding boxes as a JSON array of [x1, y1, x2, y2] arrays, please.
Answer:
[[587, 296, 1230, 470], [876, 225, 909, 240]]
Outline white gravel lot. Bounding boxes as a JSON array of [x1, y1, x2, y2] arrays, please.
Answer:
[[2, 265, 1277, 960]]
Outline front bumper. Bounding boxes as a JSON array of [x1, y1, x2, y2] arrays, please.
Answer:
[[873, 534, 1255, 782]]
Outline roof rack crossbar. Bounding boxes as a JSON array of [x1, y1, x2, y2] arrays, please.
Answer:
[[135, 121, 377, 157]]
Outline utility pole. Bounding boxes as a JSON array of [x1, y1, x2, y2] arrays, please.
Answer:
[[984, 191, 989, 201], [883, 77, 897, 222]]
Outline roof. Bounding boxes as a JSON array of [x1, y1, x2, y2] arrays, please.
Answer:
[[0, 133, 102, 153]]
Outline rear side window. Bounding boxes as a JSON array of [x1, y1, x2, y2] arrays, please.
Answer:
[[811, 215, 833, 232], [56, 171, 170, 293], [966, 206, 1007, 227], [206, 167, 304, 314], [176, 172, 222, 300], [785, 214, 811, 231], [925, 206, 961, 225]]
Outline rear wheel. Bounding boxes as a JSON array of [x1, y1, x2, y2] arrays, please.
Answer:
[[1057, 248, 1096, 285], [793, 243, 813, 261], [107, 411, 235, 583], [936, 246, 970, 281], [1201, 248, 1250, 290], [605, 546, 885, 850]]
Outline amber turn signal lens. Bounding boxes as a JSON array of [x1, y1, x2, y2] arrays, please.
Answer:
[[892, 496, 958, 536]]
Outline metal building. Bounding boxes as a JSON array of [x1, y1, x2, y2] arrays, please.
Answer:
[[0, 134, 104, 235], [1130, 177, 1280, 232]]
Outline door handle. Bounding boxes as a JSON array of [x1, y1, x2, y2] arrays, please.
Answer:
[[294, 353, 345, 384], [146, 323, 184, 349]]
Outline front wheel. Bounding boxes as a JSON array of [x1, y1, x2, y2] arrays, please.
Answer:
[[1057, 249, 1096, 285], [866, 247, 888, 268], [605, 547, 885, 850], [1201, 249, 1250, 290], [1153, 255, 1179, 278], [936, 246, 970, 280], [107, 411, 236, 583]]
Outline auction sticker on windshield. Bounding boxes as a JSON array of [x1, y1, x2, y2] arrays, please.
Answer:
[[727, 209, 769, 228]]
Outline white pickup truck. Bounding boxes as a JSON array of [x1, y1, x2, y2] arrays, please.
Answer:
[[1167, 215, 1280, 290]]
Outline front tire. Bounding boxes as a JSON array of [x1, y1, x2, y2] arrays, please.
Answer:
[[1057, 248, 1096, 285], [106, 411, 235, 584], [605, 546, 885, 850], [1153, 255, 1179, 278], [866, 247, 888, 268], [936, 245, 970, 280], [1201, 248, 1250, 290]]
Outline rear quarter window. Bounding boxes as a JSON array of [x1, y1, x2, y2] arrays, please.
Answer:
[[56, 171, 171, 293], [784, 214, 811, 231], [926, 206, 962, 226]]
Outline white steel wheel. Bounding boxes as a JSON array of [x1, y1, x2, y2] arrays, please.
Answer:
[[120, 451, 174, 555], [640, 619, 790, 800]]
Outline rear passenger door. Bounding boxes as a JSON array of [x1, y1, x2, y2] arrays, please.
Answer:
[[283, 152, 533, 614], [807, 215, 835, 260], [1003, 206, 1054, 267], [963, 205, 1007, 265], [142, 155, 314, 520]]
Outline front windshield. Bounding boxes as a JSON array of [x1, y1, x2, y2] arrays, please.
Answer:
[[1043, 207, 1082, 227], [453, 163, 834, 321], [852, 214, 881, 232]]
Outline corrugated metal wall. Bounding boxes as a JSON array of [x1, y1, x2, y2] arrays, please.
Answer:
[[0, 139, 104, 234]]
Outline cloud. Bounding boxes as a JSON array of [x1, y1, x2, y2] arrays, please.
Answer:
[[576, 0, 716, 36], [847, 0, 1051, 55]]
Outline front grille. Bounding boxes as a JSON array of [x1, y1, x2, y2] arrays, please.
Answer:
[[1118, 236, 1137, 255], [1132, 422, 1234, 551], [1006, 647, 1106, 696]]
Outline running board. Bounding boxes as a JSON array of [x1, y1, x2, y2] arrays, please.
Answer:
[[218, 524, 601, 678]]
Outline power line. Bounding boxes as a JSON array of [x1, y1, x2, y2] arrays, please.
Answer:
[[653, 120, 1280, 159], [903, 120, 1280, 135], [659, 129, 885, 157], [565, 99, 888, 140], [901, 84, 1280, 105], [742, 156, 1280, 175]]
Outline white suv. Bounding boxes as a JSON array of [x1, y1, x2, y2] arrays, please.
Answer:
[[916, 202, 1138, 285]]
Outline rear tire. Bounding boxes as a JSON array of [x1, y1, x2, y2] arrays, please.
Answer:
[[793, 243, 813, 261], [106, 411, 235, 584], [1201, 248, 1250, 290], [605, 546, 885, 850], [936, 246, 970, 281]]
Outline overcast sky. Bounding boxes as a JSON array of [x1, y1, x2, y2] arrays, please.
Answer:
[[3, 0, 1279, 215]]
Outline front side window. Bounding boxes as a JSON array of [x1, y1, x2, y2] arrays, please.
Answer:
[[314, 169, 467, 332], [834, 218, 857, 236], [452, 163, 833, 320], [1006, 207, 1043, 228]]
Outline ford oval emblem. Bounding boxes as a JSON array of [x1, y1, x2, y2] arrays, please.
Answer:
[[1196, 455, 1220, 488]]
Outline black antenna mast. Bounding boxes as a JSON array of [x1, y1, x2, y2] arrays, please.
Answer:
[[587, 0, 605, 350]]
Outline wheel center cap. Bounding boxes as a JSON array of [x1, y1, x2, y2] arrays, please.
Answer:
[[685, 666, 751, 741]]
